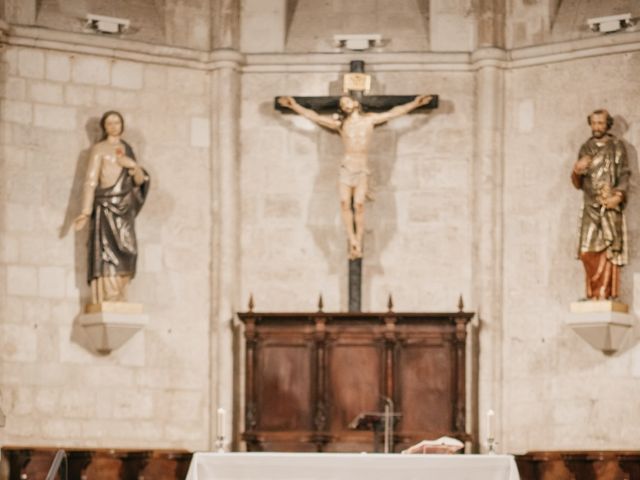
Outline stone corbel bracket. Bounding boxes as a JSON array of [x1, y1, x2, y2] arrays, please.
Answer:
[[79, 303, 149, 355], [567, 301, 634, 355]]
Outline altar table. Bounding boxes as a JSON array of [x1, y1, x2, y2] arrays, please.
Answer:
[[186, 452, 521, 480]]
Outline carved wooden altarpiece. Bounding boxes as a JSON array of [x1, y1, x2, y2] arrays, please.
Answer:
[[238, 303, 473, 452]]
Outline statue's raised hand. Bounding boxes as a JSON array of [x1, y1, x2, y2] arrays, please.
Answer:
[[415, 95, 433, 107], [278, 96, 295, 109]]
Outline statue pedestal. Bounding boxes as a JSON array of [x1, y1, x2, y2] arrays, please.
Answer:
[[79, 302, 148, 355], [567, 301, 633, 355]]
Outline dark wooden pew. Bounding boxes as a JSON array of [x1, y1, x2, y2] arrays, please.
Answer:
[[516, 451, 640, 480], [1, 447, 192, 480]]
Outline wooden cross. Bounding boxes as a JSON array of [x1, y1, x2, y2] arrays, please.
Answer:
[[275, 60, 438, 312]]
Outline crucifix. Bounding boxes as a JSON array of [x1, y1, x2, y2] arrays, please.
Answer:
[[276, 60, 438, 311]]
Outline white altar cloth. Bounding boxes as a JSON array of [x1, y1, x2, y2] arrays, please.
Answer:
[[186, 452, 521, 480]]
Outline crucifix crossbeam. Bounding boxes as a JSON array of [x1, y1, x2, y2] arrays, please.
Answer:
[[275, 94, 439, 114]]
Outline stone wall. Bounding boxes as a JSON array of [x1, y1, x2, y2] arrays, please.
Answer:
[[502, 49, 640, 451], [2, 0, 640, 456], [0, 43, 212, 448]]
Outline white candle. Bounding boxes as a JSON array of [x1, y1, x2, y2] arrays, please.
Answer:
[[217, 408, 226, 439], [487, 409, 495, 439]]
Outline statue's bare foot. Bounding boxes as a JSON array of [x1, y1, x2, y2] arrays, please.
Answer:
[[349, 239, 362, 260]]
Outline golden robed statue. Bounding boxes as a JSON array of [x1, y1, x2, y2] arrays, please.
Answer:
[[571, 109, 630, 300]]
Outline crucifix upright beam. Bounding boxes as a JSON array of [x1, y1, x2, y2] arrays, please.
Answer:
[[275, 61, 438, 312]]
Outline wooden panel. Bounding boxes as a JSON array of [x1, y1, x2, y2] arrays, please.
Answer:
[[256, 342, 313, 431], [328, 342, 381, 433], [397, 342, 452, 434], [239, 311, 473, 452]]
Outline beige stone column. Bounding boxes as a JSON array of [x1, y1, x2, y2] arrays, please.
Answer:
[[209, 0, 242, 451], [471, 0, 506, 453]]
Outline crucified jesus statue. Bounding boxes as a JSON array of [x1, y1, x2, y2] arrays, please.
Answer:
[[277, 94, 432, 259]]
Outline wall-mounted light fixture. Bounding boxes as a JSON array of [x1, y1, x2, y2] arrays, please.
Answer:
[[587, 13, 633, 33], [333, 34, 382, 51], [86, 13, 130, 34]]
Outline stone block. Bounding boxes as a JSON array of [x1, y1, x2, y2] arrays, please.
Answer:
[[264, 194, 301, 219], [167, 68, 205, 96], [190, 116, 210, 147], [64, 84, 94, 107], [169, 390, 203, 421], [38, 266, 66, 299], [188, 16, 210, 50], [516, 99, 536, 134], [632, 348, 640, 378], [29, 81, 64, 104], [164, 419, 206, 442], [23, 299, 51, 325], [71, 56, 110, 86], [7, 265, 38, 296], [241, 0, 287, 53], [0, 235, 19, 263], [112, 389, 154, 419], [65, 270, 80, 300], [8, 386, 34, 415], [142, 243, 163, 273], [45, 53, 71, 82], [34, 104, 77, 131], [2, 77, 27, 100], [17, 49, 45, 79], [41, 417, 83, 439], [6, 172, 44, 205], [34, 387, 61, 415], [1, 99, 32, 125], [4, 415, 38, 437], [59, 389, 96, 418], [111, 61, 144, 90], [3, 297, 24, 324], [169, 364, 208, 390], [4, 47, 18, 75], [50, 301, 76, 324], [76, 366, 136, 393], [114, 89, 140, 108], [36, 324, 59, 362], [144, 64, 168, 90], [94, 88, 115, 107], [1, 324, 38, 361], [135, 368, 172, 389]]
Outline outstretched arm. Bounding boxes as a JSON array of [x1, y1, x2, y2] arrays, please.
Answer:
[[277, 96, 341, 131], [371, 94, 433, 125]]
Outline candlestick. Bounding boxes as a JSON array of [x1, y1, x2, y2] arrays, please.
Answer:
[[216, 408, 226, 452], [486, 409, 495, 454]]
